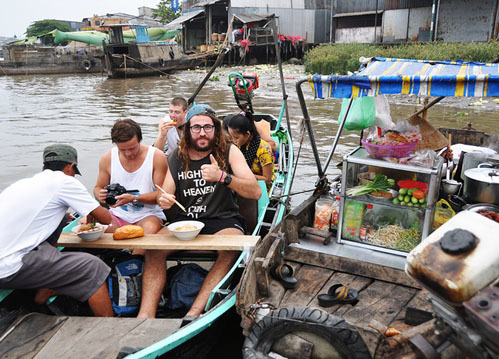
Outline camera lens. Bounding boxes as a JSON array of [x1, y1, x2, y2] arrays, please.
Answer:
[[105, 195, 117, 205]]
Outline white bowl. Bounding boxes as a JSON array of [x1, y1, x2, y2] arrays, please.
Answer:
[[167, 220, 205, 240], [72, 223, 108, 242]]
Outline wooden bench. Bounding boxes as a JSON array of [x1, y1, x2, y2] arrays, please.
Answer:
[[57, 233, 260, 251]]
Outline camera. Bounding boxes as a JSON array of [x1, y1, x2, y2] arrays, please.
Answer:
[[104, 183, 130, 205]]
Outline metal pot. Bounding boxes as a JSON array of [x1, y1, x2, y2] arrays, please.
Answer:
[[463, 164, 499, 205], [441, 179, 462, 195]]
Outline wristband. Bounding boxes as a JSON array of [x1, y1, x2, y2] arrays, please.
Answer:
[[219, 171, 225, 183]]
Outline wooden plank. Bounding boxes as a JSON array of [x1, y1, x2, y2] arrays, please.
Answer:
[[285, 246, 420, 288], [279, 264, 332, 308], [35, 317, 182, 359], [341, 281, 417, 357], [117, 318, 182, 349], [58, 233, 259, 251], [343, 281, 417, 327], [254, 257, 269, 297], [0, 313, 67, 359]]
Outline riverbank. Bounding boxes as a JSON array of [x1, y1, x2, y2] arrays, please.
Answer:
[[304, 42, 499, 75]]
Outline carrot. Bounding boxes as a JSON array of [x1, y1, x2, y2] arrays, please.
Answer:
[[412, 189, 425, 200]]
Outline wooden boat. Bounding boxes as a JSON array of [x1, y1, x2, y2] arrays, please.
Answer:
[[236, 58, 499, 358], [103, 24, 213, 78], [0, 43, 104, 76], [0, 20, 294, 359]]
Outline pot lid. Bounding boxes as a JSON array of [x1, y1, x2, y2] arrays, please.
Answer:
[[465, 168, 499, 184]]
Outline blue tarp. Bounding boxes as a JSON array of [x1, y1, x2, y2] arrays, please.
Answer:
[[308, 57, 499, 98]]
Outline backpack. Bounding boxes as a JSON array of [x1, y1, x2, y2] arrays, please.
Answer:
[[101, 250, 144, 316], [166, 263, 208, 311]]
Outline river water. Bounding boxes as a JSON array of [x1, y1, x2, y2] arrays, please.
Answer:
[[1, 65, 498, 207]]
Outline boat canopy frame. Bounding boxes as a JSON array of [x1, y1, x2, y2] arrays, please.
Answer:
[[296, 56, 499, 191]]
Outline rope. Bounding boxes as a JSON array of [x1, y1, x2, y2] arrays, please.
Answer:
[[122, 54, 170, 76], [284, 117, 307, 208]]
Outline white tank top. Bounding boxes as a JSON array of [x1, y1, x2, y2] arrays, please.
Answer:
[[109, 145, 165, 223]]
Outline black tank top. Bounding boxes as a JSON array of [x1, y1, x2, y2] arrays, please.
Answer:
[[168, 145, 238, 220]]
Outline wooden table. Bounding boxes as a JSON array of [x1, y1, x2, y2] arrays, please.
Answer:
[[58, 233, 260, 251]]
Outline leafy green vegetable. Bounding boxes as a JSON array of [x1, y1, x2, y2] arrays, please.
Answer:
[[347, 174, 391, 197]]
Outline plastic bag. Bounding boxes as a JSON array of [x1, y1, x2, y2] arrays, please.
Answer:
[[338, 97, 376, 131], [393, 119, 422, 142], [433, 199, 455, 230], [373, 95, 394, 130], [408, 149, 437, 168]]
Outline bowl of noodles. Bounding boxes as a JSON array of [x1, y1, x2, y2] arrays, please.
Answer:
[[72, 223, 108, 241], [167, 220, 205, 240]]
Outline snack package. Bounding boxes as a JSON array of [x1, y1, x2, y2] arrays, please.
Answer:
[[342, 200, 366, 240], [313, 196, 334, 231]]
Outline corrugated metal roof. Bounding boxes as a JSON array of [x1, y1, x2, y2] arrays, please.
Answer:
[[333, 10, 383, 18], [166, 9, 204, 27], [194, 0, 223, 6], [233, 13, 271, 24]]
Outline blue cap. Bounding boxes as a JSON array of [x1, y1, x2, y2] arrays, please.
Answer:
[[185, 104, 217, 123]]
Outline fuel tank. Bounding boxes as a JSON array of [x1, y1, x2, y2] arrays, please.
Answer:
[[406, 211, 499, 303]]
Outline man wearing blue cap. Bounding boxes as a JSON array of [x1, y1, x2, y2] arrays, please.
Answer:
[[0, 144, 113, 316], [138, 104, 262, 319]]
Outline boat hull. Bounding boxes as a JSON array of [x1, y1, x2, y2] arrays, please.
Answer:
[[104, 42, 212, 78], [0, 44, 103, 76]]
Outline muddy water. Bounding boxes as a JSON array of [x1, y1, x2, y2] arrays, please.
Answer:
[[1, 66, 498, 207]]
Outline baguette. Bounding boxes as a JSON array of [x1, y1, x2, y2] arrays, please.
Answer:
[[113, 225, 145, 240]]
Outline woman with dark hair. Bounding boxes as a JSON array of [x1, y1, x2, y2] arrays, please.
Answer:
[[226, 112, 275, 188]]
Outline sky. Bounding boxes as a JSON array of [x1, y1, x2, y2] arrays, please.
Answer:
[[0, 0, 161, 39]]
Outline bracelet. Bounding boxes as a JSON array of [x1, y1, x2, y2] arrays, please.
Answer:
[[219, 171, 225, 183]]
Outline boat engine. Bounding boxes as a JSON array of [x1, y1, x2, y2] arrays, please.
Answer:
[[230, 72, 259, 113], [234, 72, 259, 96], [405, 211, 499, 358]]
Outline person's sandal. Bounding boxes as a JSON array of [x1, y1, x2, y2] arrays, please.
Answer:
[[269, 263, 298, 289], [318, 284, 359, 307]]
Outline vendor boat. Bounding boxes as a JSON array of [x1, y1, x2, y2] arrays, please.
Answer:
[[236, 57, 499, 358], [0, 18, 294, 359]]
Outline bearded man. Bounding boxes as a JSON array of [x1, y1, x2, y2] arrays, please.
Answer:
[[137, 104, 261, 319]]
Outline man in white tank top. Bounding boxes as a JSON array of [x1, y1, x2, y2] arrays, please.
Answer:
[[94, 119, 168, 238]]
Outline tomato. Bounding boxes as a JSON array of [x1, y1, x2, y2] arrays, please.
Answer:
[[412, 189, 425, 200]]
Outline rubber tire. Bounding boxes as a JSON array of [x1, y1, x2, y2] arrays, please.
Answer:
[[82, 59, 92, 71], [243, 306, 371, 359]]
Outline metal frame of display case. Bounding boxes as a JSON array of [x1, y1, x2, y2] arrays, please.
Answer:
[[337, 146, 443, 257]]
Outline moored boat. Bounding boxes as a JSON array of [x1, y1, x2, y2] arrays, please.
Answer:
[[237, 57, 499, 358], [103, 24, 213, 79]]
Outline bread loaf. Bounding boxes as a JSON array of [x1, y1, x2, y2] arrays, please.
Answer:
[[113, 225, 145, 240]]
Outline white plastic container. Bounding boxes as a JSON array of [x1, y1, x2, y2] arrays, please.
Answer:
[[406, 211, 499, 303]]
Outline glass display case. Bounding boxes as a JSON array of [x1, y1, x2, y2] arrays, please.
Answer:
[[338, 147, 443, 256]]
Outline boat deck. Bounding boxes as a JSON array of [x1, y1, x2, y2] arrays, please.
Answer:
[[0, 313, 182, 359], [271, 256, 431, 357], [236, 195, 456, 358]]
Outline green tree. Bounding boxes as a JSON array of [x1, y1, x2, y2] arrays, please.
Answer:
[[152, 0, 182, 24], [26, 19, 72, 37]]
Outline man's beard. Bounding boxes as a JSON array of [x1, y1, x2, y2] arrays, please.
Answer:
[[191, 136, 216, 152]]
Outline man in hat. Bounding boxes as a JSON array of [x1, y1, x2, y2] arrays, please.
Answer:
[[137, 104, 261, 319], [0, 144, 113, 317]]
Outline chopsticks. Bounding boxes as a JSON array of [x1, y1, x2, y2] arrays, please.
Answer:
[[155, 184, 187, 212]]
